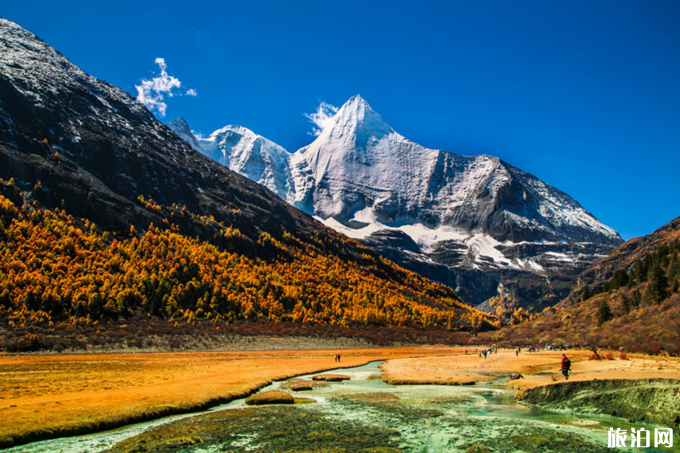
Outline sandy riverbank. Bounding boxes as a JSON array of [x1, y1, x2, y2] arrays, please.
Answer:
[[0, 345, 462, 448]]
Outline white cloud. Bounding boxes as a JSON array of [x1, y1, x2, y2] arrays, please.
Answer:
[[305, 102, 339, 136], [135, 58, 195, 117]]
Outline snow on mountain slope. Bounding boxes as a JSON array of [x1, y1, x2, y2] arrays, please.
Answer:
[[168, 120, 294, 199], [170, 95, 623, 308], [167, 117, 201, 152], [293, 95, 621, 246]]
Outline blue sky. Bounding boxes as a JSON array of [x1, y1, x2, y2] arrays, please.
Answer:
[[4, 0, 680, 240]]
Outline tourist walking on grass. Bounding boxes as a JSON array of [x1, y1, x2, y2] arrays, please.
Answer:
[[560, 354, 571, 380]]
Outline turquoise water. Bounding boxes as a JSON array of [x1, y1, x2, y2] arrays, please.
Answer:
[[5, 360, 678, 452]]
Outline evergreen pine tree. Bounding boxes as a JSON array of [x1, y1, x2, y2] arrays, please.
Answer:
[[611, 269, 629, 290], [632, 260, 644, 285], [631, 289, 642, 308], [597, 300, 613, 325], [621, 296, 632, 314], [582, 286, 592, 301], [647, 265, 668, 303]]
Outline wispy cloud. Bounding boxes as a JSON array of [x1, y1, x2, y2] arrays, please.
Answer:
[[305, 102, 339, 136], [135, 58, 195, 117]]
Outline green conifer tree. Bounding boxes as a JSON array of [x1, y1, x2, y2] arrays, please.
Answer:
[[597, 300, 613, 325], [647, 265, 668, 303], [621, 296, 632, 314], [582, 286, 592, 301]]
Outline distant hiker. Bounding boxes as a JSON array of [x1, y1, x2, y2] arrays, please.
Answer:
[[515, 348, 519, 357], [510, 374, 524, 380], [560, 354, 571, 380], [337, 354, 341, 362], [334, 354, 339, 362], [483, 350, 488, 359]]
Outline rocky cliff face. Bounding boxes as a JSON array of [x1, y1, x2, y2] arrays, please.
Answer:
[[170, 94, 623, 309]]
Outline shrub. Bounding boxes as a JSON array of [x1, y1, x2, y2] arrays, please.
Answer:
[[619, 352, 628, 360], [604, 351, 614, 360], [588, 353, 601, 361]]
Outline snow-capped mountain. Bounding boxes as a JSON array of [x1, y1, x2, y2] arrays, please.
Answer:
[[292, 96, 619, 244], [168, 120, 294, 198], [171, 97, 623, 309]]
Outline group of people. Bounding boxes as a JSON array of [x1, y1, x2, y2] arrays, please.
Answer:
[[469, 346, 572, 381], [479, 347, 497, 359], [334, 353, 342, 362]]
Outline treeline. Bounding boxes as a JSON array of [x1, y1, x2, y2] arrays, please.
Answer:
[[0, 193, 493, 351]]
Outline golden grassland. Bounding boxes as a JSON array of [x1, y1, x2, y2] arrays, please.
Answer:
[[381, 349, 680, 389], [0, 346, 463, 447]]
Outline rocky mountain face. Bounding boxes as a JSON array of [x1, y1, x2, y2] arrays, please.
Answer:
[[171, 96, 623, 309], [0, 18, 318, 243]]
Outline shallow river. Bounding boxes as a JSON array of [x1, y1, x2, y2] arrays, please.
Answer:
[[7, 361, 677, 452]]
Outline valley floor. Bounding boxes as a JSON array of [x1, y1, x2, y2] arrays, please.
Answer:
[[3, 346, 679, 449], [0, 345, 461, 448]]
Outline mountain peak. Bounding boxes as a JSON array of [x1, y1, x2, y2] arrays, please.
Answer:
[[167, 117, 201, 151], [343, 94, 370, 110], [168, 117, 190, 130], [324, 95, 392, 141]]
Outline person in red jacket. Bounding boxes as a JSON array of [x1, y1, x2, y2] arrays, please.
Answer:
[[560, 354, 571, 380]]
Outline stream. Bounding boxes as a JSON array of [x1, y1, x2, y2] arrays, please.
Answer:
[[6, 361, 677, 452]]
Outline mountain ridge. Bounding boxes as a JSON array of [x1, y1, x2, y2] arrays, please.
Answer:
[[170, 96, 622, 308]]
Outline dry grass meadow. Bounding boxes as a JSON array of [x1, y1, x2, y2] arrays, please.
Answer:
[[0, 345, 462, 447]]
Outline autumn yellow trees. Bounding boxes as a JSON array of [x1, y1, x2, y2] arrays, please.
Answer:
[[0, 193, 492, 350]]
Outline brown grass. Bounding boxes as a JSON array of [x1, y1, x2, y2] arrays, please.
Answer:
[[381, 349, 592, 385], [0, 346, 459, 448]]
